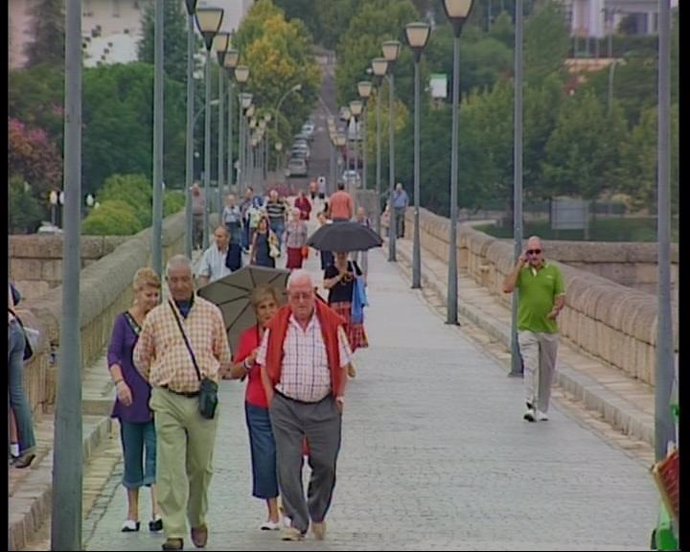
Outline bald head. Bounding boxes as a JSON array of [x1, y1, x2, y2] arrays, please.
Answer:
[[525, 235, 544, 267]]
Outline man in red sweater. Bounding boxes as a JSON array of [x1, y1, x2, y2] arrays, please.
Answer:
[[258, 270, 352, 542]]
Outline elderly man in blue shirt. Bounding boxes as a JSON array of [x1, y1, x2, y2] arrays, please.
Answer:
[[391, 183, 409, 239]]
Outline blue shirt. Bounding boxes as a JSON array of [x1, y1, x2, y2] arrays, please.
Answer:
[[392, 190, 409, 209]]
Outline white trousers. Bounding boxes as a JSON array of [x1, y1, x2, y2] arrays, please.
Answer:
[[518, 331, 559, 413]]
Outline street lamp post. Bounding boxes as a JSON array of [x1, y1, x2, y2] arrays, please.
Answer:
[[509, 0, 525, 376], [341, 106, 351, 172], [184, 0, 198, 259], [49, 190, 58, 225], [382, 40, 401, 262], [195, 6, 224, 250], [51, 0, 82, 548], [151, 0, 164, 277], [372, 57, 388, 236], [214, 31, 230, 217], [405, 21, 431, 290], [442, 0, 474, 325], [263, 112, 272, 178], [273, 84, 303, 167], [349, 99, 363, 197], [358, 81, 372, 191], [245, 103, 255, 190], [335, 134, 347, 194], [235, 67, 250, 192], [655, 0, 674, 463], [224, 49, 239, 195], [275, 141, 283, 177]]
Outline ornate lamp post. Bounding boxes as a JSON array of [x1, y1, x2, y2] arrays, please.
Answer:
[[382, 40, 401, 262], [195, 6, 224, 249], [357, 81, 372, 191], [371, 57, 388, 236], [214, 31, 230, 215], [405, 21, 431, 290], [184, 0, 199, 258], [224, 49, 239, 195], [349, 99, 363, 193], [235, 67, 250, 191], [442, 0, 474, 324]]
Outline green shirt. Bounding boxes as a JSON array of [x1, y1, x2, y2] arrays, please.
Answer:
[[516, 262, 566, 334]]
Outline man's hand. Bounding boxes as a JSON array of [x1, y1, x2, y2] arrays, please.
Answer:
[[547, 307, 561, 320], [335, 396, 345, 414]]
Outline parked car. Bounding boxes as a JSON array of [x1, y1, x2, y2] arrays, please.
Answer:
[[287, 157, 308, 177], [291, 143, 311, 160], [301, 121, 315, 139], [339, 169, 361, 188]]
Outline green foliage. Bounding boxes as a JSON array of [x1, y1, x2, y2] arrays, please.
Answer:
[[137, 0, 192, 84], [82, 200, 144, 236], [82, 63, 187, 194], [24, 0, 65, 70], [489, 11, 515, 49], [524, 0, 570, 85], [164, 190, 186, 216], [98, 174, 153, 227], [542, 90, 626, 200], [8, 65, 64, 142], [9, 176, 46, 234]]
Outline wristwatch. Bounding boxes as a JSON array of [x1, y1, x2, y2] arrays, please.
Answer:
[[243, 358, 253, 372]]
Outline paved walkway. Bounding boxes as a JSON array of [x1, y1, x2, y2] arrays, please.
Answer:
[[83, 240, 658, 551]]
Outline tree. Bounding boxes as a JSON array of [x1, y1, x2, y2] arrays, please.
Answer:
[[233, 0, 322, 147], [524, 0, 570, 85], [8, 65, 64, 143], [82, 200, 144, 236], [9, 176, 46, 234], [98, 174, 153, 227], [8, 118, 63, 199], [542, 90, 626, 201], [24, 0, 65, 69], [138, 0, 192, 84]]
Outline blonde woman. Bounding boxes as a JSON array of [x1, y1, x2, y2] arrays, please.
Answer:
[[107, 268, 163, 532]]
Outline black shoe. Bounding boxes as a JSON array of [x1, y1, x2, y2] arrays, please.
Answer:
[[161, 538, 183, 550], [149, 517, 164, 532], [121, 520, 140, 532], [12, 452, 35, 469]]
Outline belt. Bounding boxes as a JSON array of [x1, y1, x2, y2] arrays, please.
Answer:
[[274, 389, 329, 405], [161, 385, 199, 398]]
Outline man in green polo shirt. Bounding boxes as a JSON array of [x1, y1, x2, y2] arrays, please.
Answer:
[[503, 236, 566, 422]]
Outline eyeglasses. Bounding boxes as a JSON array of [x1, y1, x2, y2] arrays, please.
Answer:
[[526, 249, 542, 255]]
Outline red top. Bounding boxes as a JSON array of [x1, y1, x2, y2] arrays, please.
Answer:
[[294, 197, 312, 220], [235, 325, 269, 408]]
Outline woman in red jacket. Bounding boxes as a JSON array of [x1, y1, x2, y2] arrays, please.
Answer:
[[227, 284, 282, 531]]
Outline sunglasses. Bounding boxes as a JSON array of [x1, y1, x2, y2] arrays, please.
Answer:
[[526, 249, 542, 255]]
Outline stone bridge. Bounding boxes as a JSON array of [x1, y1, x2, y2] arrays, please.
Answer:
[[11, 206, 678, 424]]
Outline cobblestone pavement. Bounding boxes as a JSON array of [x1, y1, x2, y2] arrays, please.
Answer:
[[83, 246, 658, 551]]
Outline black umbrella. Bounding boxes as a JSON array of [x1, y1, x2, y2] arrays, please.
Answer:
[[307, 221, 383, 252], [197, 266, 290, 354]]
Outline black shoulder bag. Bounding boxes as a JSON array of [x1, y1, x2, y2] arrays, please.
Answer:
[[168, 301, 218, 420], [9, 308, 33, 361]]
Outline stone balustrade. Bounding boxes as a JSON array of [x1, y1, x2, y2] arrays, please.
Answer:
[[399, 208, 678, 387], [17, 212, 187, 416]]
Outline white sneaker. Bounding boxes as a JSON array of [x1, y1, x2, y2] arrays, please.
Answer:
[[260, 520, 281, 531], [536, 410, 549, 421]]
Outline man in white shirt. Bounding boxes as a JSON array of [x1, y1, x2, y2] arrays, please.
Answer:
[[197, 226, 234, 287]]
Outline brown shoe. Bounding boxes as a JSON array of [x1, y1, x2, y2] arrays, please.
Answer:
[[347, 364, 357, 378], [161, 538, 183, 551], [312, 521, 327, 541], [190, 525, 208, 548]]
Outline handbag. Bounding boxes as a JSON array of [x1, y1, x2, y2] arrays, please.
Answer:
[[9, 309, 37, 361], [269, 234, 281, 258], [168, 301, 218, 420], [301, 246, 310, 259]]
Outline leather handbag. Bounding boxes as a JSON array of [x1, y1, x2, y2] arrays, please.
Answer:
[[168, 302, 218, 420]]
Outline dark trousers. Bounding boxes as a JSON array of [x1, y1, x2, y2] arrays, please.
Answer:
[[269, 393, 342, 534], [394, 207, 406, 238], [245, 403, 279, 499]]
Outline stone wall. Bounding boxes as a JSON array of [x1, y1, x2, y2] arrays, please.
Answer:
[[403, 208, 678, 387], [18, 212, 187, 415], [10, 235, 129, 300]]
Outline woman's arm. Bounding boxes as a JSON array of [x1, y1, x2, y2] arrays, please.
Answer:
[[323, 267, 343, 290]]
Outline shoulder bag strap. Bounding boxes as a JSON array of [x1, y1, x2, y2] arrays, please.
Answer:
[[168, 301, 203, 381]]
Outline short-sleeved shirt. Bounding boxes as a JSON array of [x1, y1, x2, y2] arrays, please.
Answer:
[[329, 191, 354, 220], [198, 244, 233, 282], [324, 261, 362, 304], [516, 262, 566, 334]]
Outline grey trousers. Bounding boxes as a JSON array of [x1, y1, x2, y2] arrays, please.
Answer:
[[269, 393, 342, 534], [518, 331, 559, 413]]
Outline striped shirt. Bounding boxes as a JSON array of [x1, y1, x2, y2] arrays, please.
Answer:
[[256, 314, 352, 402], [133, 296, 231, 393], [198, 244, 233, 282], [265, 200, 287, 224]]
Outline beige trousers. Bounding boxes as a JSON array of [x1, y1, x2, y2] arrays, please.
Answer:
[[518, 331, 559, 413], [150, 387, 219, 540]]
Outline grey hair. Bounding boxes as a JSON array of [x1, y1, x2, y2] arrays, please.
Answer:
[[287, 269, 313, 290], [165, 254, 193, 277]]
